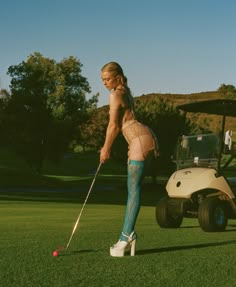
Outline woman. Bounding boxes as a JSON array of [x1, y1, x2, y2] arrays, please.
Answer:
[[100, 62, 158, 257]]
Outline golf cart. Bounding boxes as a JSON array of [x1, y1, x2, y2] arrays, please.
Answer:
[[156, 99, 236, 232]]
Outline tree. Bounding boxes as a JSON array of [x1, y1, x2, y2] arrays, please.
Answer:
[[78, 104, 108, 151], [218, 84, 236, 99], [0, 89, 10, 146], [6, 52, 98, 172], [0, 89, 10, 99]]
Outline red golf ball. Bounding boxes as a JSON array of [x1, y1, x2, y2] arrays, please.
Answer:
[[53, 250, 59, 257]]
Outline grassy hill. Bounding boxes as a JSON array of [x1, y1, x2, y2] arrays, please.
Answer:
[[137, 90, 219, 105], [136, 91, 236, 134]]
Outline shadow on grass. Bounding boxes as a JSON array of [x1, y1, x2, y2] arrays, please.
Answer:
[[0, 183, 166, 207], [179, 225, 200, 229], [58, 249, 96, 257], [180, 225, 236, 232], [54, 239, 236, 257], [136, 239, 236, 256]]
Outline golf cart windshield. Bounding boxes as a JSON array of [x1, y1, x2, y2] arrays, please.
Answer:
[[177, 99, 236, 171], [175, 134, 221, 170]]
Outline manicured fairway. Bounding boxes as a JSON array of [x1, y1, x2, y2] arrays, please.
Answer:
[[0, 188, 236, 287]]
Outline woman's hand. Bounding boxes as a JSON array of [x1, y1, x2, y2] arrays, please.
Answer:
[[100, 147, 111, 163]]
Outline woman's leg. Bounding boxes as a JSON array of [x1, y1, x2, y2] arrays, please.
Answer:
[[110, 133, 156, 256], [120, 135, 154, 240], [120, 159, 144, 241]]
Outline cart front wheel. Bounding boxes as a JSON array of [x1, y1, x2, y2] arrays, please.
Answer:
[[156, 197, 183, 228]]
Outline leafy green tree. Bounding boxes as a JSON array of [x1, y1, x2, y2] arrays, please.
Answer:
[[6, 52, 98, 172], [218, 84, 236, 99], [78, 104, 108, 151]]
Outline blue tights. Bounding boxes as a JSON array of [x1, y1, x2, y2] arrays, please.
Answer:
[[120, 160, 145, 241]]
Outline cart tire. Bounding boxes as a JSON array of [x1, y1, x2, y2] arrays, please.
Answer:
[[198, 197, 228, 232], [156, 197, 183, 228]]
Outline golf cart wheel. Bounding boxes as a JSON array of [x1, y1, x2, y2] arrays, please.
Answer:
[[156, 197, 183, 228], [198, 197, 228, 232]]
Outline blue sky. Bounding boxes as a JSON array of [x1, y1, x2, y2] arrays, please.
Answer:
[[1, 0, 236, 106]]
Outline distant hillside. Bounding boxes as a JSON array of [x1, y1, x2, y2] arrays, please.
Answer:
[[135, 91, 236, 133], [136, 90, 219, 106]]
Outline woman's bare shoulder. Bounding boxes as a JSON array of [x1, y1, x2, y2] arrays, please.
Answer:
[[109, 88, 126, 107]]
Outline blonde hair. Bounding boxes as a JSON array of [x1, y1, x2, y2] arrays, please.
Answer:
[[101, 62, 129, 89]]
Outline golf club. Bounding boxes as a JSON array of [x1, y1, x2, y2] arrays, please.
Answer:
[[63, 161, 102, 251]]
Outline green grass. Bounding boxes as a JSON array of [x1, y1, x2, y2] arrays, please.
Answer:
[[0, 148, 236, 286], [0, 189, 236, 287]]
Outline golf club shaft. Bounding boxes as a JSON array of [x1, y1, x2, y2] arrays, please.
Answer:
[[65, 162, 102, 250]]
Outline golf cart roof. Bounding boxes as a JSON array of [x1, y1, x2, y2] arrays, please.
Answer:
[[177, 99, 236, 117]]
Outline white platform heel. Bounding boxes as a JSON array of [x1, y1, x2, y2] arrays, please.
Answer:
[[110, 231, 137, 257]]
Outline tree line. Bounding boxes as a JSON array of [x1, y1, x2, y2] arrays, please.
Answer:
[[0, 52, 235, 173]]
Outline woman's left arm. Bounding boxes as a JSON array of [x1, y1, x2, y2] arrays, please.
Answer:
[[100, 92, 121, 163]]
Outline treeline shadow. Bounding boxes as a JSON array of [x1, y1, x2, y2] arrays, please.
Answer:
[[0, 182, 167, 207]]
